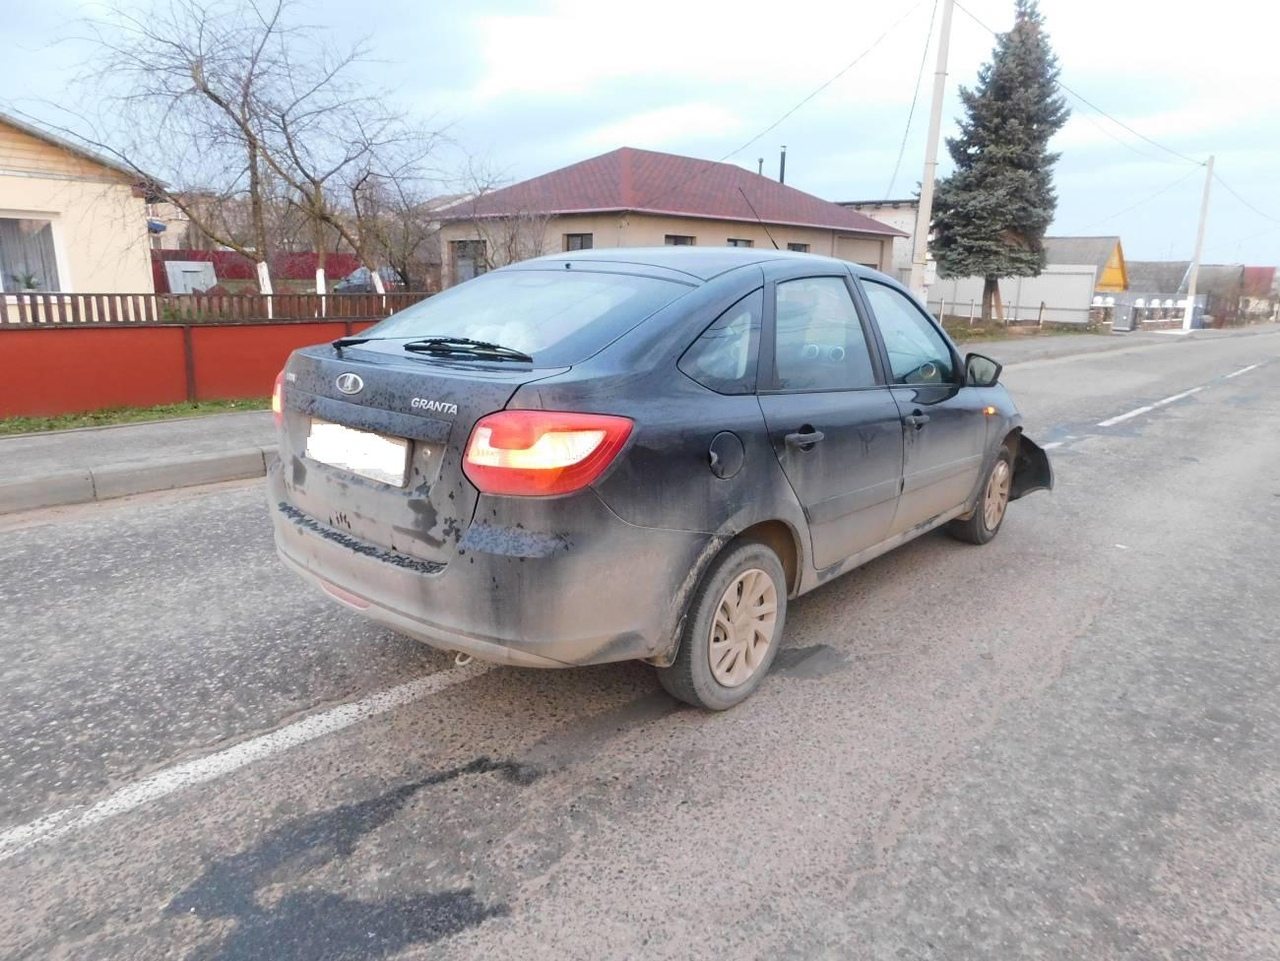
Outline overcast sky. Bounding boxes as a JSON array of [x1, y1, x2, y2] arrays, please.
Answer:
[[5, 0, 1279, 266]]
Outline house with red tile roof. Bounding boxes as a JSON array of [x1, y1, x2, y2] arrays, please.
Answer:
[[436, 147, 904, 287]]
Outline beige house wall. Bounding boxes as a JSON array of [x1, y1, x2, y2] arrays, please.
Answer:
[[439, 212, 893, 287], [0, 123, 154, 298]]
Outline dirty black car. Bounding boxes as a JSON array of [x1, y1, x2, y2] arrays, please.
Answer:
[[269, 248, 1052, 709]]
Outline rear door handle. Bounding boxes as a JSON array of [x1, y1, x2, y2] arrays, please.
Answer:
[[785, 429, 826, 450], [902, 412, 930, 429]]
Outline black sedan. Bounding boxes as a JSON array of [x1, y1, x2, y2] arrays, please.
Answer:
[[269, 248, 1051, 709]]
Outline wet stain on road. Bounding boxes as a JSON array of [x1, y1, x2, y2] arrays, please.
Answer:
[[774, 644, 851, 679], [168, 757, 540, 960]]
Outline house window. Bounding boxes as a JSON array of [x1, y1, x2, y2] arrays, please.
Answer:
[[0, 218, 62, 292], [786, 242, 809, 253], [451, 240, 487, 284], [564, 233, 593, 251], [664, 235, 696, 246], [726, 238, 753, 248]]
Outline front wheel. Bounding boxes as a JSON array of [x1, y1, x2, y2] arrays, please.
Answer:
[[947, 444, 1014, 545], [656, 541, 788, 710]]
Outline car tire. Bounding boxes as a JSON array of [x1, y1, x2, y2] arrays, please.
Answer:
[[656, 540, 788, 711], [947, 442, 1014, 545]]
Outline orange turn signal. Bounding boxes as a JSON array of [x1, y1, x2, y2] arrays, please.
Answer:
[[983, 406, 998, 416]]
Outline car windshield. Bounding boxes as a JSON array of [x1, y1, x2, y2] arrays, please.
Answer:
[[359, 269, 692, 365]]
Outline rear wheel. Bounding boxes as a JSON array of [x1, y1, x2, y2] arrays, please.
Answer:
[[947, 443, 1014, 545], [657, 541, 787, 710]]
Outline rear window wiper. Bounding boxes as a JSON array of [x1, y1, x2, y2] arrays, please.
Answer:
[[332, 335, 377, 350], [401, 337, 534, 363]]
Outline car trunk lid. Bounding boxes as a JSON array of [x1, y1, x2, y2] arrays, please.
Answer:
[[277, 341, 566, 567]]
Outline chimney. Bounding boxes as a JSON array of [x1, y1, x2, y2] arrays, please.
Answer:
[[757, 158, 764, 176], [779, 146, 787, 184]]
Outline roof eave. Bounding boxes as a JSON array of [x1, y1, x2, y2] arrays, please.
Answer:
[[0, 110, 146, 183], [440, 205, 905, 237]]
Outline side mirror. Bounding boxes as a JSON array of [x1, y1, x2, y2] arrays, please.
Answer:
[[965, 353, 1002, 388]]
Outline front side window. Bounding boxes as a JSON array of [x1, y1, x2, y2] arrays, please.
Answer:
[[861, 281, 955, 385], [0, 218, 61, 292], [678, 288, 762, 395], [772, 276, 877, 391]]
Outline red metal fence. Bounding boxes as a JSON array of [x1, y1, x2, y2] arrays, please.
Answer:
[[3, 291, 429, 326], [0, 319, 387, 418], [0, 291, 436, 418]]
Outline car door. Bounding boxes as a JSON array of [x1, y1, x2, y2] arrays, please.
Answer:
[[856, 278, 989, 535], [757, 272, 905, 571]]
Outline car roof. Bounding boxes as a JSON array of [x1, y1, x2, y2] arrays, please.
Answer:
[[518, 246, 867, 283]]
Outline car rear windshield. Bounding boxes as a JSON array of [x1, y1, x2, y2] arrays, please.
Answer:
[[360, 269, 693, 365]]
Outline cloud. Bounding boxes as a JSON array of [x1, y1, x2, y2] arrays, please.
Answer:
[[465, 0, 937, 106], [572, 103, 744, 154]]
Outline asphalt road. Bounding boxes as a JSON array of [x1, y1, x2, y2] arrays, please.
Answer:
[[1, 329, 1278, 960]]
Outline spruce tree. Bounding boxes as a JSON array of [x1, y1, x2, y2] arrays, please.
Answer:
[[930, 0, 1069, 322]]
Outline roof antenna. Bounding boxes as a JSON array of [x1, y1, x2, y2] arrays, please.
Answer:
[[738, 187, 780, 250]]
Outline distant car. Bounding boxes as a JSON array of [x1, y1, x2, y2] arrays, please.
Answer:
[[270, 248, 1052, 709], [332, 266, 403, 293]]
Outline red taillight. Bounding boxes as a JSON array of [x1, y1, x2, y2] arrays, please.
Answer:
[[463, 410, 633, 496], [271, 370, 285, 428]]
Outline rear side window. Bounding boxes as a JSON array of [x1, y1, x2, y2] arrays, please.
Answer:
[[678, 289, 762, 394], [363, 269, 691, 365], [773, 276, 878, 391]]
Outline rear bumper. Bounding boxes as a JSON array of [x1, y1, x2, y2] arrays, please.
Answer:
[[268, 461, 721, 667]]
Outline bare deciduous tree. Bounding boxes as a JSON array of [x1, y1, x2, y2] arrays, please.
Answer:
[[45, 0, 443, 292], [454, 161, 555, 275], [348, 176, 452, 292]]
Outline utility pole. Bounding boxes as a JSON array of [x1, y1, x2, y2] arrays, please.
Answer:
[[909, 0, 955, 296], [1182, 155, 1214, 331]]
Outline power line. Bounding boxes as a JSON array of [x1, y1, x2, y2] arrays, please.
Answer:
[[1056, 89, 1178, 166], [1213, 173, 1280, 225], [1069, 167, 1201, 232], [952, 0, 1204, 168], [633, 0, 928, 210], [1055, 80, 1203, 168], [885, 0, 939, 197]]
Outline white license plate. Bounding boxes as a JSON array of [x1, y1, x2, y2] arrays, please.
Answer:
[[305, 419, 410, 487]]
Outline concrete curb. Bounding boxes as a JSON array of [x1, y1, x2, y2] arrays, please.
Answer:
[[0, 446, 277, 515]]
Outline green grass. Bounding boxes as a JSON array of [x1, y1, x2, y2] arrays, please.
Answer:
[[946, 321, 1100, 343], [0, 398, 271, 435]]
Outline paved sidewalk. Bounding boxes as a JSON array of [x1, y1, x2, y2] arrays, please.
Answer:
[[0, 411, 276, 514], [2, 324, 1275, 515]]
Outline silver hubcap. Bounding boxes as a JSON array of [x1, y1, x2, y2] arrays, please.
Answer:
[[984, 459, 1012, 530], [708, 568, 778, 688]]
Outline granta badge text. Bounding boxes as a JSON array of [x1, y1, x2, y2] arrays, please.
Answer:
[[412, 397, 458, 415]]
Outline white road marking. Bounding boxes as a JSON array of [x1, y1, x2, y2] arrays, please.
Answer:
[[0, 662, 490, 863], [1152, 386, 1205, 406], [1042, 441, 1065, 449], [1097, 367, 1250, 428], [1098, 405, 1155, 428], [1225, 364, 1260, 379]]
